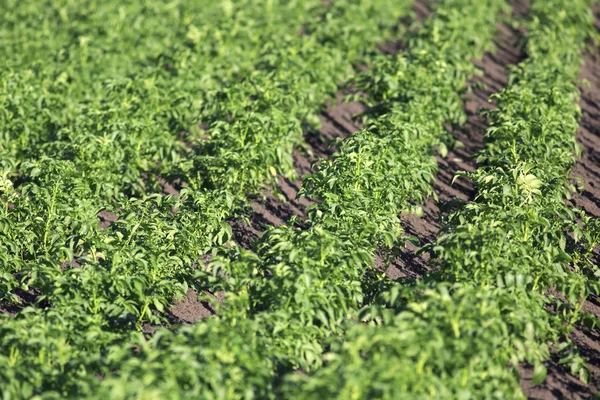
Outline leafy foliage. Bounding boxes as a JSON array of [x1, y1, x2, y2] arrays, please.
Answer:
[[0, 0, 415, 397], [201, 0, 508, 375], [286, 0, 599, 397], [1, 0, 598, 397]]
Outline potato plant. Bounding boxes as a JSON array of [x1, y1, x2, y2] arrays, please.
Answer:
[[208, 0, 510, 371], [0, 0, 412, 318], [0, 0, 513, 396], [1, 0, 599, 398], [0, 0, 415, 397]]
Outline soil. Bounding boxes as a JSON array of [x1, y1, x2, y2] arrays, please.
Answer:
[[169, 289, 224, 324]]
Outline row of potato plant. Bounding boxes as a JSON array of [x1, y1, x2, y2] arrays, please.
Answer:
[[0, 0, 415, 397], [1, 0, 412, 321], [0, 0, 325, 318], [283, 0, 600, 398]]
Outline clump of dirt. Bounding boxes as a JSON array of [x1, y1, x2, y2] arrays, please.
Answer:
[[520, 360, 594, 400], [0, 287, 51, 317], [169, 289, 223, 324], [98, 210, 119, 230]]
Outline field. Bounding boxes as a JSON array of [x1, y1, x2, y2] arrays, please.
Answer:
[[2, 0, 600, 398]]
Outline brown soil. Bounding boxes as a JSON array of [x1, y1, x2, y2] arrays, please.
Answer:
[[571, 50, 600, 222], [169, 289, 224, 324], [98, 210, 118, 230], [520, 360, 596, 400], [0, 287, 50, 317]]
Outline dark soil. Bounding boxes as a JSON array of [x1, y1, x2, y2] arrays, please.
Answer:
[[169, 289, 224, 324]]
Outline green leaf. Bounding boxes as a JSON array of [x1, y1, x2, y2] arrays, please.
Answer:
[[153, 298, 165, 313], [532, 363, 547, 386]]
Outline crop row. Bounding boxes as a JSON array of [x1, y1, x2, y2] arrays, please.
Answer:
[[3, 0, 598, 398], [0, 0, 414, 397], [0, 0, 412, 319], [0, 0, 411, 322], [284, 0, 600, 398]]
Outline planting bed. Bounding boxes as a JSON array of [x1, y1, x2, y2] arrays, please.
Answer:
[[2, 0, 600, 398]]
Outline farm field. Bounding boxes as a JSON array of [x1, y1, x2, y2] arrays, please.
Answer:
[[1, 0, 600, 398]]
